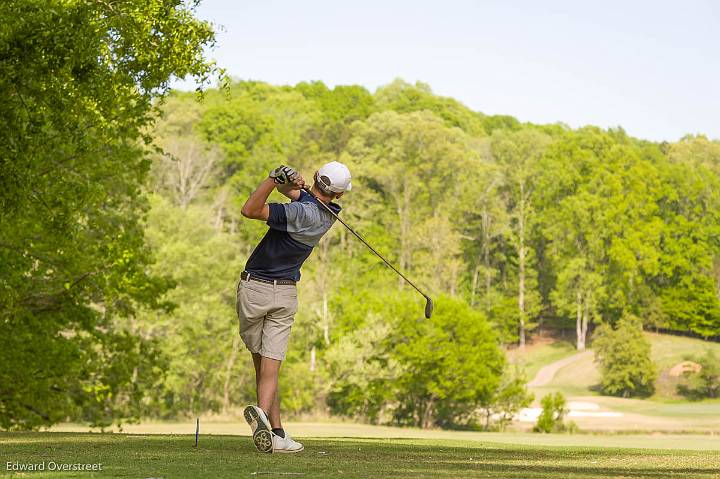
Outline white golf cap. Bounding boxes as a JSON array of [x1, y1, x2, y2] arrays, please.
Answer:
[[317, 161, 352, 193]]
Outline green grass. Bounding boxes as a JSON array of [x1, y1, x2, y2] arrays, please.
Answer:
[[533, 348, 599, 396], [647, 332, 720, 370], [648, 332, 720, 399], [507, 338, 577, 380], [2, 433, 719, 478], [528, 332, 720, 400]]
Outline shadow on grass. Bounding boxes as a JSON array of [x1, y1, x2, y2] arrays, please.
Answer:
[[339, 441, 719, 478]]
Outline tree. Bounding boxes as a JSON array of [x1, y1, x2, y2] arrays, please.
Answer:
[[457, 157, 509, 312], [0, 0, 218, 429], [551, 259, 605, 351], [343, 110, 474, 294], [392, 296, 506, 429], [533, 392, 570, 433], [374, 79, 487, 136], [141, 195, 250, 416], [593, 315, 657, 398], [151, 93, 220, 209], [154, 137, 220, 209], [653, 137, 720, 337], [480, 367, 534, 431], [295, 81, 374, 155], [491, 129, 551, 348], [538, 128, 663, 349], [324, 307, 402, 423]]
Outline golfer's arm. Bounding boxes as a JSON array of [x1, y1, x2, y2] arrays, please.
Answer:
[[276, 183, 301, 201], [241, 178, 275, 221]]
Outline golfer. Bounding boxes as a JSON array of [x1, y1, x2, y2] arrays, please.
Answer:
[[237, 161, 351, 453]]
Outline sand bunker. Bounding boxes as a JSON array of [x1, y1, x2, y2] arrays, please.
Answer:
[[668, 361, 701, 377]]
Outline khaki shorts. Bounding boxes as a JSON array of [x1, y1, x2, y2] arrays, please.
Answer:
[[236, 275, 298, 361]]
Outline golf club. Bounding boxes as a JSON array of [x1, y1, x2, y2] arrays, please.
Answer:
[[303, 186, 434, 318]]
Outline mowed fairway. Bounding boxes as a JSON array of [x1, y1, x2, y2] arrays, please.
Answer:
[[2, 432, 719, 478]]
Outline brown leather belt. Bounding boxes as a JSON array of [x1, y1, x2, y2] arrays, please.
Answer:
[[241, 271, 296, 285]]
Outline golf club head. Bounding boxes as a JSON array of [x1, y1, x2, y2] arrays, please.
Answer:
[[424, 296, 434, 319]]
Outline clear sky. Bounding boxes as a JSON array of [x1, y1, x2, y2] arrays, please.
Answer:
[[177, 0, 720, 142]]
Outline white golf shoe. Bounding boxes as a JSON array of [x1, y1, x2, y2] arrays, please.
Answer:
[[243, 405, 273, 453], [272, 433, 304, 453]]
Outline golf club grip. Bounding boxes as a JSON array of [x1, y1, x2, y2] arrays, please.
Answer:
[[302, 187, 430, 300]]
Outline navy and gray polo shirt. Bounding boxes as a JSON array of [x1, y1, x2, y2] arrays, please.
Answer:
[[245, 190, 341, 281]]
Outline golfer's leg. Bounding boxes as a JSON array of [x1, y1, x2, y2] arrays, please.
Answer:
[[253, 352, 281, 426], [259, 284, 297, 429], [251, 352, 262, 403], [257, 357, 282, 427], [270, 383, 281, 429]]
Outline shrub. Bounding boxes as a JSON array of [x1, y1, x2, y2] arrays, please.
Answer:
[[480, 366, 534, 431], [593, 314, 657, 397], [533, 392, 569, 433], [678, 350, 720, 400]]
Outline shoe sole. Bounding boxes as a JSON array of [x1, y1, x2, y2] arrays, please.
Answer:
[[243, 406, 273, 453], [253, 429, 274, 454], [274, 444, 304, 454]]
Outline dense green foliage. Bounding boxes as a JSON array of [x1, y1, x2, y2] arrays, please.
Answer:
[[138, 79, 720, 425], [3, 1, 720, 429], [325, 296, 508, 429], [392, 297, 505, 428], [0, 0, 217, 429], [593, 315, 657, 397], [533, 392, 569, 433]]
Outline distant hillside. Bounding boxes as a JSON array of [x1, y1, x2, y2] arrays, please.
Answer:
[[513, 332, 720, 401]]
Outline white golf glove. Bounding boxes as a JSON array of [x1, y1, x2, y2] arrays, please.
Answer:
[[269, 165, 300, 185]]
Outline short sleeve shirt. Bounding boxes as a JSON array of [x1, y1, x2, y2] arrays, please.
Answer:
[[244, 190, 341, 281]]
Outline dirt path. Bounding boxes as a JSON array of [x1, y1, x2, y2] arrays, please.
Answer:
[[528, 350, 594, 387]]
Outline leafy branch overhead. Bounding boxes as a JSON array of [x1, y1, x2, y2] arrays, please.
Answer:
[[0, 0, 220, 429]]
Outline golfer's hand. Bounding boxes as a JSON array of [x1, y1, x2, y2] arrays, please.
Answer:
[[289, 174, 305, 190], [269, 165, 300, 185]]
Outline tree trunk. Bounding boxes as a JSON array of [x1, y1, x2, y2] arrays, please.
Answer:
[[421, 397, 435, 429], [470, 265, 480, 306], [212, 188, 228, 231], [576, 290, 586, 350], [222, 335, 239, 414], [340, 227, 347, 252], [322, 291, 330, 346], [482, 206, 492, 311], [449, 261, 457, 297], [581, 296, 589, 349], [310, 346, 316, 372], [518, 191, 526, 350], [317, 241, 331, 347], [398, 179, 411, 289]]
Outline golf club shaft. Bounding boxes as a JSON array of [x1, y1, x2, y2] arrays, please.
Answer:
[[302, 187, 430, 300]]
